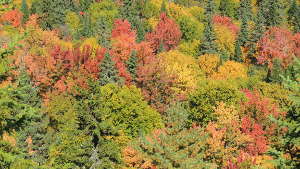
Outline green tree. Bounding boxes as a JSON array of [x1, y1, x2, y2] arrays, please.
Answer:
[[199, 0, 218, 55], [239, 0, 252, 20], [233, 38, 243, 62], [237, 14, 249, 47], [187, 81, 243, 125], [288, 0, 300, 33], [125, 103, 214, 168], [32, 0, 75, 29], [219, 0, 235, 18], [20, 0, 29, 24], [262, 0, 283, 27], [99, 52, 121, 86]]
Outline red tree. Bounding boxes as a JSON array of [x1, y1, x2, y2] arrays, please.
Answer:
[[146, 13, 182, 53], [1, 9, 22, 27], [213, 15, 239, 36], [257, 27, 298, 69]]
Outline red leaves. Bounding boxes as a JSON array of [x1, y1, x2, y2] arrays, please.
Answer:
[[111, 19, 137, 61], [146, 13, 182, 53], [213, 15, 239, 36], [1, 9, 23, 27], [136, 55, 178, 113], [257, 27, 298, 69]]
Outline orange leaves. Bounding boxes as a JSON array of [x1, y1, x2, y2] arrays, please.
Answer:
[[257, 27, 298, 69], [146, 13, 182, 53], [198, 54, 220, 77], [211, 61, 248, 80], [1, 9, 22, 27], [111, 19, 137, 61]]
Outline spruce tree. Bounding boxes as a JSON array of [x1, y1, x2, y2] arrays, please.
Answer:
[[237, 15, 249, 47], [21, 0, 29, 24], [288, 0, 300, 33], [126, 51, 138, 80], [233, 38, 243, 62], [262, 0, 282, 27], [199, 0, 218, 55], [99, 52, 121, 86], [95, 16, 112, 48], [239, 0, 252, 20]]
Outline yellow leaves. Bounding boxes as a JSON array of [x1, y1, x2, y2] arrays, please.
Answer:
[[168, 2, 192, 20], [198, 54, 220, 77], [159, 50, 200, 95], [65, 11, 80, 31], [211, 61, 248, 80], [178, 39, 200, 57], [214, 24, 236, 56], [213, 102, 240, 127], [80, 37, 101, 57], [147, 17, 159, 30], [2, 131, 16, 147]]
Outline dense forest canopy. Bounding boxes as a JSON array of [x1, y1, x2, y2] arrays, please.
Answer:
[[0, 0, 299, 168]]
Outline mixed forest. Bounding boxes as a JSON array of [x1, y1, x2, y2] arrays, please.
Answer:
[[0, 0, 300, 168]]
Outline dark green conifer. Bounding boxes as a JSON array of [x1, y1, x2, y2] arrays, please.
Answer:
[[219, 0, 235, 18], [99, 52, 121, 86], [199, 0, 218, 55], [288, 0, 300, 33], [233, 39, 243, 62]]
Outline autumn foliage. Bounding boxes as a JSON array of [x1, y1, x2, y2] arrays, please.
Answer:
[[1, 9, 22, 27], [146, 13, 182, 53]]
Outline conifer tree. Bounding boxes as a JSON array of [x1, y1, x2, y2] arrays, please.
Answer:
[[288, 0, 300, 33], [262, 0, 282, 27], [126, 51, 138, 80], [21, 0, 29, 24], [233, 38, 243, 62], [199, 0, 218, 55], [239, 0, 252, 20], [237, 15, 249, 47], [99, 52, 121, 86], [95, 16, 112, 48]]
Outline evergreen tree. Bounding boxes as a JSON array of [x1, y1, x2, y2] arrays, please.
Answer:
[[120, 0, 147, 42], [239, 0, 252, 20], [233, 38, 243, 62], [99, 52, 121, 86], [288, 0, 300, 33], [237, 15, 249, 47], [199, 0, 218, 55], [94, 16, 112, 48], [80, 14, 93, 38], [262, 0, 282, 27], [247, 6, 266, 63], [126, 51, 138, 80], [20, 0, 29, 24]]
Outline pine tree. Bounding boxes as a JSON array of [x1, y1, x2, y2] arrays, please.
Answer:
[[199, 0, 218, 55], [239, 0, 252, 20], [246, 5, 266, 62], [237, 15, 249, 47], [233, 38, 243, 62], [126, 51, 138, 80], [80, 14, 92, 38], [95, 16, 112, 48], [99, 52, 121, 86], [21, 0, 29, 24], [262, 0, 282, 27], [288, 0, 300, 33]]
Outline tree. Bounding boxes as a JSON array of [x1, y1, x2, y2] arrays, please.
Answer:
[[187, 81, 243, 125], [199, 0, 218, 55], [261, 0, 283, 27], [160, 0, 168, 14], [288, 0, 300, 33], [20, 0, 29, 24], [145, 13, 182, 53], [219, 0, 236, 18], [233, 38, 243, 62], [136, 55, 178, 113], [239, 0, 252, 20], [32, 0, 75, 29], [1, 9, 23, 27], [257, 27, 297, 71], [123, 103, 214, 168], [237, 15, 249, 47], [99, 52, 121, 86]]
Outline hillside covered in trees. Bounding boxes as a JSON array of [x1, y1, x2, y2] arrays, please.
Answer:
[[0, 0, 299, 168]]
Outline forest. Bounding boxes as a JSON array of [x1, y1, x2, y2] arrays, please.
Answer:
[[0, 0, 299, 168]]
